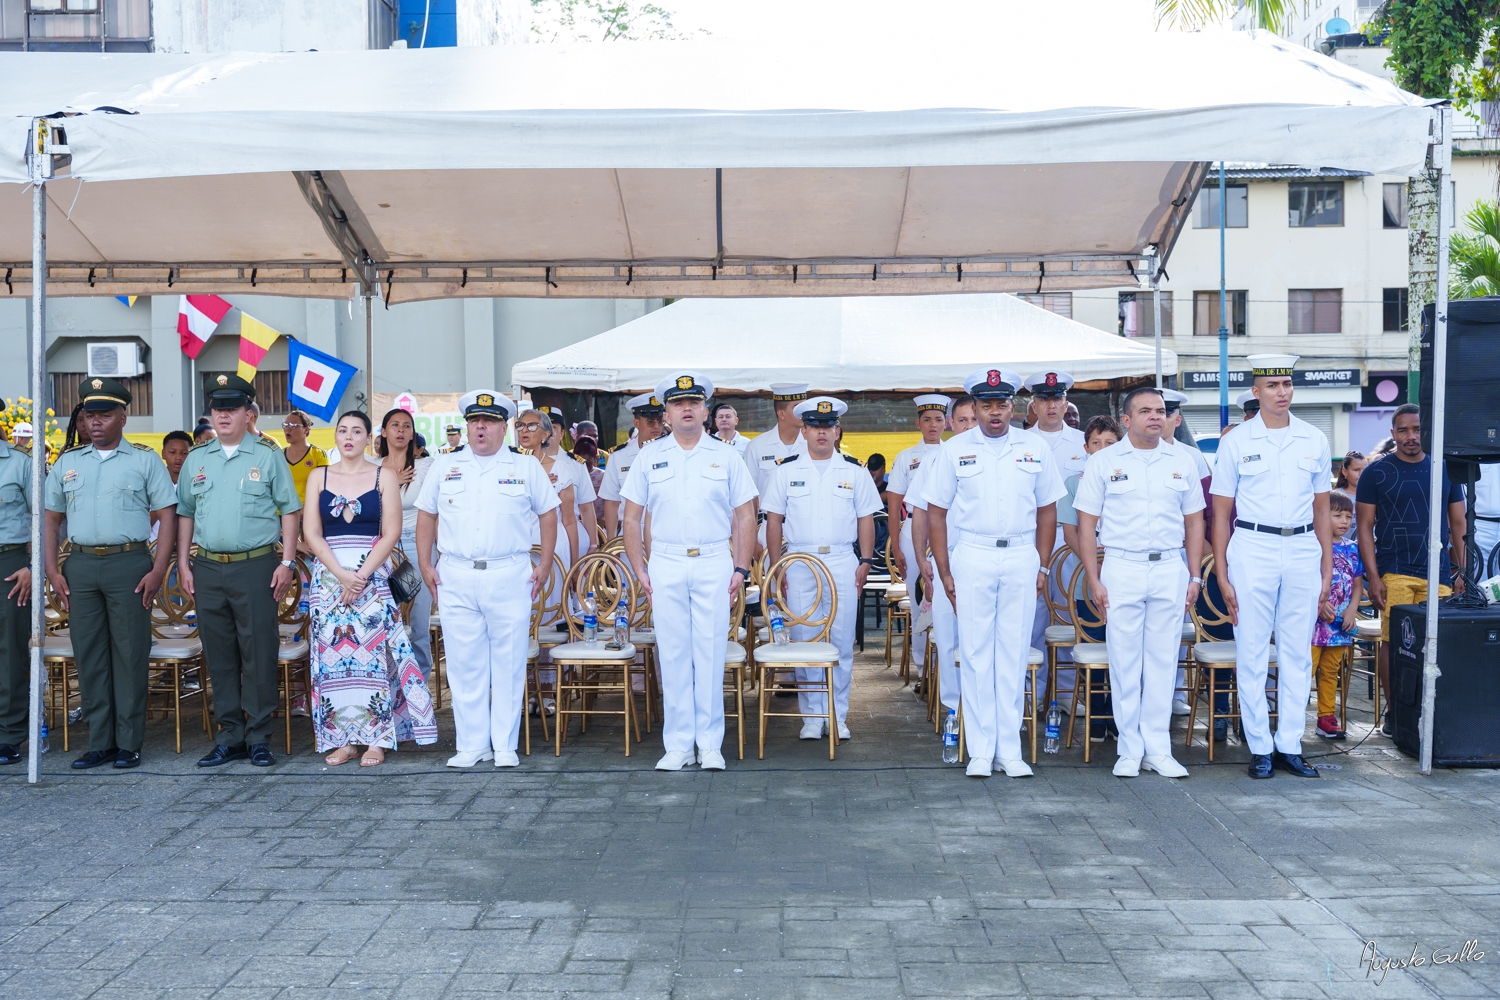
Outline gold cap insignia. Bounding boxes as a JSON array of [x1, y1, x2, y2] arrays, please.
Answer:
[[477, 393, 494, 407], [676, 376, 694, 391], [217, 375, 228, 386], [91, 378, 103, 390], [649, 395, 660, 406], [816, 401, 832, 413]]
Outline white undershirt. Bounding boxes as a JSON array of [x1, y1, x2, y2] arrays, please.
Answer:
[[93, 447, 117, 462], [470, 450, 501, 473], [1265, 424, 1289, 446], [811, 457, 832, 473], [980, 431, 1011, 453], [1035, 426, 1064, 444], [219, 442, 240, 459]]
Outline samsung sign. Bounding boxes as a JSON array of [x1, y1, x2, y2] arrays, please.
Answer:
[[1183, 369, 1361, 389]]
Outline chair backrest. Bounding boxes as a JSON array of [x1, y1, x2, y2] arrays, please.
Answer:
[[529, 544, 568, 637], [595, 522, 609, 546], [560, 551, 638, 643], [765, 553, 837, 643], [152, 562, 199, 639], [599, 535, 627, 557], [1045, 544, 1076, 628], [277, 556, 309, 632], [882, 531, 903, 584], [727, 577, 746, 641], [1067, 550, 1106, 644], [1190, 553, 1235, 642]]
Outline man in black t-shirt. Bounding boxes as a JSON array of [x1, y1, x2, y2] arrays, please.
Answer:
[[1355, 404, 1467, 730]]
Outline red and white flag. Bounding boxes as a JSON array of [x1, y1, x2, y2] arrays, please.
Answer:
[[176, 294, 232, 359]]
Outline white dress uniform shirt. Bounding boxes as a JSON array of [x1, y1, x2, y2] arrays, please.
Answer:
[[1072, 439, 1207, 550], [760, 454, 884, 547], [621, 436, 759, 543], [923, 427, 1068, 538], [904, 459, 961, 712], [414, 448, 560, 558], [598, 438, 640, 504], [1209, 413, 1331, 526], [741, 428, 809, 496], [544, 452, 595, 555], [717, 431, 751, 456], [1034, 425, 1088, 483], [886, 441, 939, 503]]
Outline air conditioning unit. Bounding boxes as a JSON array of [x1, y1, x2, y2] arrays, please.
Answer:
[[86, 342, 144, 378]]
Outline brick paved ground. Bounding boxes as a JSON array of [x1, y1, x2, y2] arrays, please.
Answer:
[[1, 647, 1496, 999]]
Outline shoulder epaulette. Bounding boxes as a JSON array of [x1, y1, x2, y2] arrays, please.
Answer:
[[60, 443, 86, 456], [256, 434, 282, 451], [187, 440, 213, 454], [509, 445, 522, 453], [775, 454, 800, 466], [843, 453, 862, 465], [130, 440, 154, 452]]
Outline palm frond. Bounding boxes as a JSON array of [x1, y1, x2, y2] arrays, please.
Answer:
[[1155, 0, 1293, 33], [1449, 202, 1500, 299]]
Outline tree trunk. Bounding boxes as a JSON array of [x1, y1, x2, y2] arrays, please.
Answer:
[[1407, 166, 1440, 402]]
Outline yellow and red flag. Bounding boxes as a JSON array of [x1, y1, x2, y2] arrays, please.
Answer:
[[237, 312, 281, 381]]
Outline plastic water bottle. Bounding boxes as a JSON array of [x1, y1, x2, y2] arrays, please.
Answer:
[[768, 598, 789, 645], [39, 721, 49, 754], [582, 592, 598, 644], [1044, 701, 1062, 754], [942, 710, 959, 763], [613, 600, 629, 647]]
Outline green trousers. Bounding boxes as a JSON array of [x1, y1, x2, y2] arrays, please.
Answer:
[[0, 547, 31, 746], [63, 547, 152, 753], [193, 552, 281, 746]]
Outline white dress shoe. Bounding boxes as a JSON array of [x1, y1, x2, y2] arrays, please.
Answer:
[[799, 721, 827, 740], [494, 750, 520, 768], [1142, 753, 1189, 778], [837, 722, 851, 741], [1113, 756, 1141, 778], [1171, 698, 1192, 717], [996, 758, 1033, 777], [655, 750, 695, 771], [446, 749, 494, 768], [965, 758, 993, 777], [699, 750, 726, 771]]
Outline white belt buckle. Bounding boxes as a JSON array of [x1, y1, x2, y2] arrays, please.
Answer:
[[686, 547, 700, 557], [473, 559, 488, 569], [817, 545, 831, 554]]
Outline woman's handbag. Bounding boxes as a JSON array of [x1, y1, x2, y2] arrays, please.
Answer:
[[388, 555, 423, 605]]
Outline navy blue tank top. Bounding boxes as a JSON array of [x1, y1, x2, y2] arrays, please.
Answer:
[[320, 467, 382, 538]]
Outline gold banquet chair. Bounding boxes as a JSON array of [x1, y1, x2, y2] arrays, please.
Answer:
[[881, 534, 911, 678], [1042, 544, 1079, 710], [1065, 554, 1113, 763], [756, 553, 841, 760], [146, 564, 210, 753], [723, 582, 749, 760], [276, 557, 313, 754], [525, 545, 567, 752], [551, 551, 640, 756], [42, 568, 78, 752], [1186, 555, 1277, 761]]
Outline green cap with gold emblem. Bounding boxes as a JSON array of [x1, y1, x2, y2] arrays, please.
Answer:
[[79, 376, 132, 411], [205, 373, 256, 409]]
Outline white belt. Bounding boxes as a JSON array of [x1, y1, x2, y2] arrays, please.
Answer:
[[956, 528, 1036, 549], [652, 539, 730, 557], [444, 553, 526, 570], [1106, 547, 1184, 563], [789, 543, 856, 558]]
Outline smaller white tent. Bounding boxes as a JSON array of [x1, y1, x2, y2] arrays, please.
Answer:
[[510, 293, 1175, 394]]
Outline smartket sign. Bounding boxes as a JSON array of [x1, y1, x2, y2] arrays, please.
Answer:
[[1182, 368, 1361, 389]]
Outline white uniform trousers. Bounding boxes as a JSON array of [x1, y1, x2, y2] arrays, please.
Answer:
[[1101, 554, 1189, 760], [437, 554, 531, 754], [786, 547, 856, 725], [952, 539, 1040, 763], [930, 574, 961, 711], [1226, 531, 1320, 755], [649, 545, 732, 755]]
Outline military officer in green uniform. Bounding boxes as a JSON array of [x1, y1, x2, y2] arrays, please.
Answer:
[[176, 375, 302, 768], [0, 408, 34, 766], [43, 378, 178, 770]]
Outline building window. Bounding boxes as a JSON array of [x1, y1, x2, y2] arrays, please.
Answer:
[[1288, 182, 1344, 227], [51, 373, 153, 417], [1193, 184, 1248, 228], [1015, 292, 1073, 318], [1288, 289, 1343, 334], [1118, 290, 1173, 338], [202, 371, 291, 415], [1383, 183, 1408, 228], [1383, 287, 1409, 332], [1193, 290, 1247, 337]]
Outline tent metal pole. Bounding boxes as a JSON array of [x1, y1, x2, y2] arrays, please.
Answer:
[[26, 126, 49, 785], [1150, 256, 1163, 389], [1217, 162, 1229, 431], [1419, 105, 1453, 777], [364, 292, 374, 413]]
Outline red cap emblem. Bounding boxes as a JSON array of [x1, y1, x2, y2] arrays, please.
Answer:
[[986, 370, 1002, 387], [1045, 372, 1058, 387]]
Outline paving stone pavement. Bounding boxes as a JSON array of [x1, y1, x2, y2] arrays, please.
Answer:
[[1, 647, 1496, 1000]]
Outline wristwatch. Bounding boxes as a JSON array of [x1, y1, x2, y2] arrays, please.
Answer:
[[1190, 576, 1204, 585], [280, 559, 296, 571], [733, 566, 751, 580], [859, 557, 879, 566]]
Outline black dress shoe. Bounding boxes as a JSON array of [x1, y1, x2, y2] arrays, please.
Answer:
[[1247, 754, 1274, 779], [197, 743, 248, 767], [0, 744, 20, 765], [113, 750, 142, 769], [1212, 720, 1229, 742], [72, 748, 121, 770], [249, 743, 275, 767], [1273, 751, 1319, 777]]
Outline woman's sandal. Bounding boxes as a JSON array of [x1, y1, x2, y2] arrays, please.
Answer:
[[360, 746, 386, 767], [325, 746, 359, 766]]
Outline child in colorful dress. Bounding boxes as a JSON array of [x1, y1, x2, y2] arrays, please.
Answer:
[[1312, 491, 1363, 740]]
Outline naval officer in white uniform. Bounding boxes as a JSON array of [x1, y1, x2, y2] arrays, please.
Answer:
[[621, 372, 758, 772], [885, 395, 951, 583], [1072, 387, 1205, 779], [1210, 354, 1331, 780], [925, 369, 1066, 778], [740, 383, 812, 496], [599, 393, 665, 537], [414, 391, 559, 768], [761, 397, 883, 740]]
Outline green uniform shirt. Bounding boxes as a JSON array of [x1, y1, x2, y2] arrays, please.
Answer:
[[44, 442, 177, 546], [0, 440, 33, 545], [176, 435, 302, 553]]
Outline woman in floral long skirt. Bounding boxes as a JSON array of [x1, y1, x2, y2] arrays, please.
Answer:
[[302, 410, 437, 765]]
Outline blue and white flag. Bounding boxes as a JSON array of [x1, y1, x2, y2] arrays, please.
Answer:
[[287, 339, 358, 423]]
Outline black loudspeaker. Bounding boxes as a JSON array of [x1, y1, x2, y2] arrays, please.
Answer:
[[1419, 298, 1500, 460], [1388, 603, 1500, 767]]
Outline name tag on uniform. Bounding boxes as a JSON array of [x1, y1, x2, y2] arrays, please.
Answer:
[[1109, 472, 1129, 482], [790, 480, 806, 488], [958, 455, 977, 467], [908, 459, 920, 470], [652, 462, 669, 470], [1242, 454, 1262, 464], [620, 466, 630, 473], [760, 455, 777, 462]]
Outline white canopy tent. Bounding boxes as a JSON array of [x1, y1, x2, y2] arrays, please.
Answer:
[[4, 13, 1454, 784], [511, 294, 1175, 394]]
